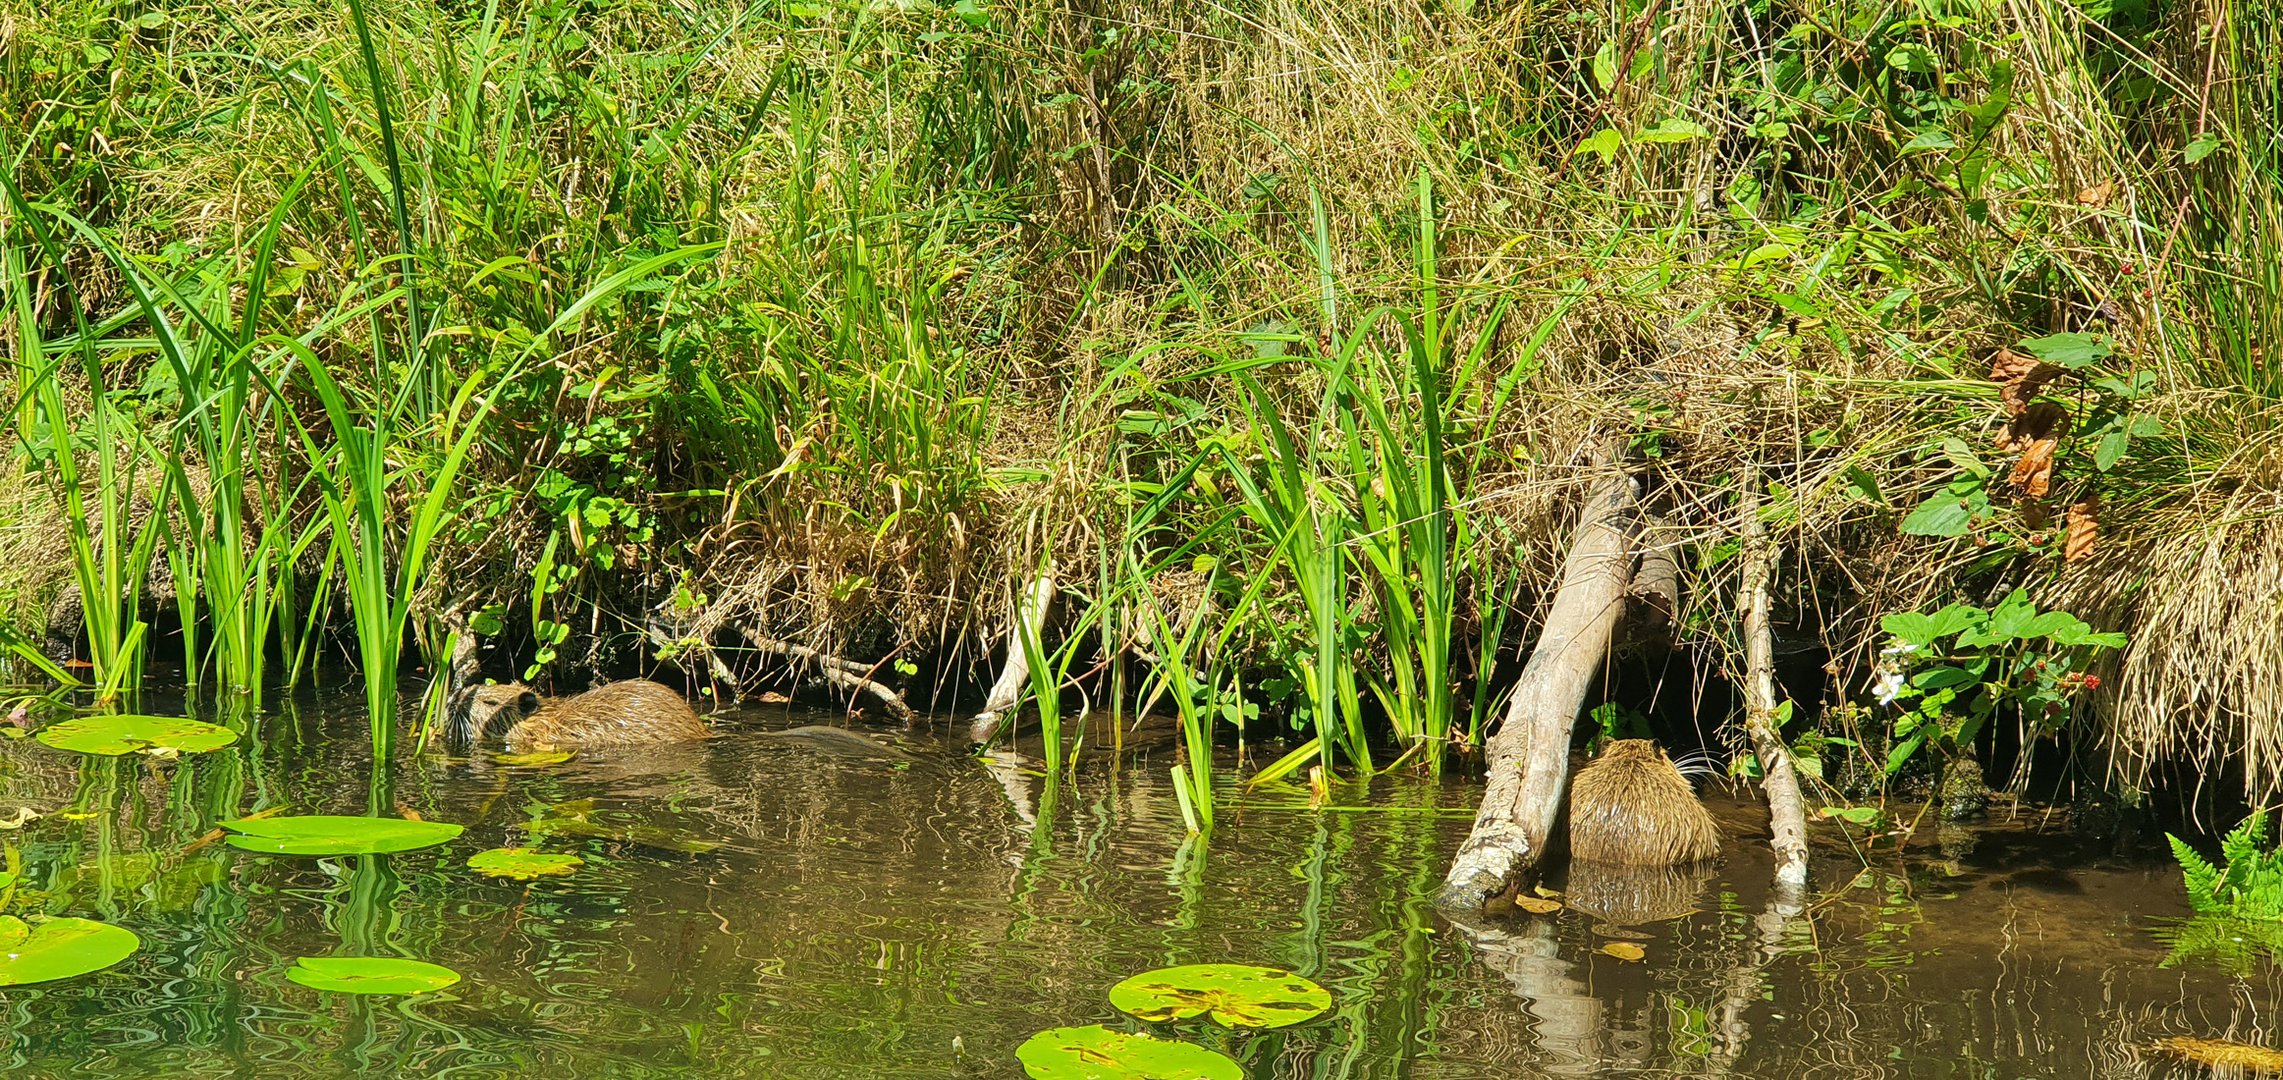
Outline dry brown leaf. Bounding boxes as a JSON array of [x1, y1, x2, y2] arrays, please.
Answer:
[[2065, 499, 2099, 562], [1598, 942, 1646, 961], [2009, 437, 2058, 497], [1532, 884, 1564, 899], [2155, 1035, 2283, 1070], [1514, 896, 1563, 915], [1991, 349, 2066, 418], [1997, 402, 2069, 453], [2076, 181, 2114, 208]]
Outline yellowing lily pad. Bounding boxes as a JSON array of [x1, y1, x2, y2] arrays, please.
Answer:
[[493, 749, 575, 766], [220, 815, 463, 856], [1599, 942, 1647, 961], [37, 715, 237, 757], [2156, 1035, 2283, 1070], [1016, 1025, 1241, 1080], [1514, 896, 1563, 914], [1108, 963, 1330, 1029], [286, 956, 461, 995], [0, 915, 140, 985], [467, 848, 583, 880]]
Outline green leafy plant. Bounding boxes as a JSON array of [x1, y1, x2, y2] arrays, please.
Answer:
[[2170, 811, 2283, 920], [1873, 589, 2124, 775]]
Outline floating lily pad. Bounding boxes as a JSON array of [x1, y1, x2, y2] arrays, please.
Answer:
[[36, 715, 237, 757], [467, 848, 583, 880], [1016, 1025, 1241, 1080], [1599, 942, 1646, 961], [2156, 1035, 2283, 1070], [220, 815, 463, 856], [518, 802, 720, 854], [492, 749, 575, 767], [0, 915, 140, 986], [286, 956, 461, 995], [1109, 964, 1330, 1029]]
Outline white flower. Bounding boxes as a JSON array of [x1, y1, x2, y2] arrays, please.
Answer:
[[1872, 671, 1907, 706]]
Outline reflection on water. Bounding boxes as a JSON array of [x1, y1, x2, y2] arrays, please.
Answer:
[[0, 687, 2273, 1078]]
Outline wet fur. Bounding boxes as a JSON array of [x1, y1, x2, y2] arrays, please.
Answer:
[[1566, 739, 1720, 866], [448, 679, 710, 753]]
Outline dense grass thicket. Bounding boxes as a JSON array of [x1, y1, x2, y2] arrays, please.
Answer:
[[3, 0, 2278, 802]]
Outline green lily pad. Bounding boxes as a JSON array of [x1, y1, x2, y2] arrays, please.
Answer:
[[1109, 964, 1330, 1029], [286, 956, 461, 995], [492, 749, 575, 767], [36, 715, 237, 757], [467, 848, 583, 880], [0, 915, 140, 986], [1016, 1025, 1241, 1080], [220, 815, 464, 856]]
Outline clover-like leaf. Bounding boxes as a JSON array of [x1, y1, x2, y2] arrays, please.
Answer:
[[1109, 963, 1330, 1029]]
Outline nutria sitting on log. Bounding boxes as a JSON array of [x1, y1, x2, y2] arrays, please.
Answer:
[[1566, 739, 1720, 866], [446, 679, 710, 753]]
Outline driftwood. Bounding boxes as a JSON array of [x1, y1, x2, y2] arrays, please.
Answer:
[[967, 570, 1056, 745], [1628, 512, 1682, 641], [739, 629, 915, 722], [1438, 466, 1642, 910], [1736, 467, 1811, 896]]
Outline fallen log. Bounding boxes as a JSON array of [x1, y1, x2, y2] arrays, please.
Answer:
[[967, 569, 1056, 745], [1736, 467, 1811, 897], [739, 629, 915, 722], [1437, 466, 1642, 910]]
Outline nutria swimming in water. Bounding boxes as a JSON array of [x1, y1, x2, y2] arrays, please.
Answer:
[[1566, 739, 1720, 866], [447, 679, 711, 753]]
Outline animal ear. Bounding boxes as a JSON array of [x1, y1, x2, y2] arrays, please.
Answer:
[[517, 690, 541, 715]]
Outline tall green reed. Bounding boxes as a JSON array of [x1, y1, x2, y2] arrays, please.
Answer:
[[2, 171, 159, 700], [38, 181, 328, 706]]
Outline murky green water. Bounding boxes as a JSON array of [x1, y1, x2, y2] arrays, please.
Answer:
[[0, 687, 2271, 1078]]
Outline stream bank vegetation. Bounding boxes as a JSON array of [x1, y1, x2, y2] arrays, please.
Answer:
[[2, 0, 2276, 892]]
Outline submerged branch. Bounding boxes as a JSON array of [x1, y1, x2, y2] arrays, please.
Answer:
[[738, 629, 915, 722]]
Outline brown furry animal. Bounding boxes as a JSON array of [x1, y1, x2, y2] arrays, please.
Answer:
[[446, 679, 710, 753], [1566, 739, 1720, 866]]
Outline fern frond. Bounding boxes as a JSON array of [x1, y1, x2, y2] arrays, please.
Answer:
[[2173, 833, 2228, 913], [2222, 811, 2270, 870]]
